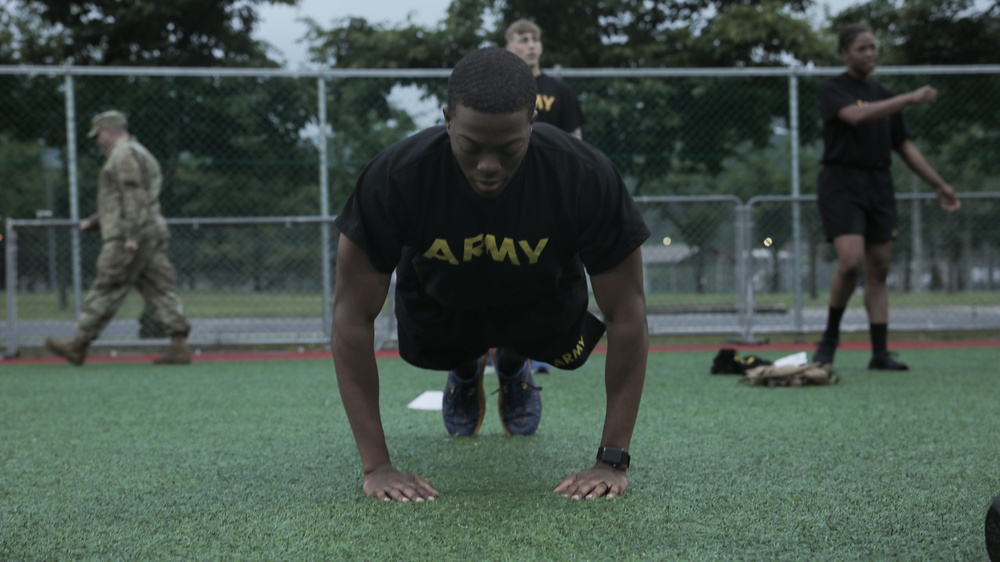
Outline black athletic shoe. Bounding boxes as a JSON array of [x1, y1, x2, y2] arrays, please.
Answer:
[[868, 352, 909, 371], [812, 339, 838, 366]]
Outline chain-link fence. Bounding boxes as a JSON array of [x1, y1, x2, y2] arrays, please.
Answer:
[[2, 65, 999, 356]]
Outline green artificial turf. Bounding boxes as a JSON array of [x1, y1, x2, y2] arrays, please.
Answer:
[[1, 347, 998, 560]]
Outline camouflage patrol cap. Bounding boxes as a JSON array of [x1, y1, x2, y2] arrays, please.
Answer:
[[87, 110, 128, 138]]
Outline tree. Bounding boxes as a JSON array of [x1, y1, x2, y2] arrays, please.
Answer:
[[304, 0, 829, 191], [498, 0, 828, 68], [0, 3, 71, 145], [1, 0, 328, 295], [297, 0, 833, 299], [2, 0, 319, 218], [831, 0, 1000, 65], [0, 135, 51, 221], [19, 0, 295, 67], [301, 5, 493, 206], [0, 0, 69, 65]]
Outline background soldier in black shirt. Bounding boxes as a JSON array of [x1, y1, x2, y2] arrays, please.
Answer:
[[505, 19, 586, 140], [505, 19, 587, 376], [813, 24, 961, 370], [332, 48, 649, 503]]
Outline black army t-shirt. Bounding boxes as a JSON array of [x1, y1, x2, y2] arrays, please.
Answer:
[[535, 74, 586, 134], [819, 72, 912, 169], [334, 123, 649, 315]]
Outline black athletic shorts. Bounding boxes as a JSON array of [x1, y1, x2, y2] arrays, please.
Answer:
[[394, 286, 606, 373], [817, 165, 898, 243]]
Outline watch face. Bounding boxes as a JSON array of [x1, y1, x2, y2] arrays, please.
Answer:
[[598, 447, 629, 467]]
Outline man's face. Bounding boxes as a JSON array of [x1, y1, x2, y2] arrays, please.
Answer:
[[95, 128, 115, 152], [506, 32, 542, 68], [445, 104, 534, 200], [842, 31, 878, 78]]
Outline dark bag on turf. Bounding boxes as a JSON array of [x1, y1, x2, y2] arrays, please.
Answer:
[[710, 348, 772, 375]]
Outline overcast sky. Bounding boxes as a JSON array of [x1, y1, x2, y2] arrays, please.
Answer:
[[256, 0, 453, 69], [255, 0, 861, 69]]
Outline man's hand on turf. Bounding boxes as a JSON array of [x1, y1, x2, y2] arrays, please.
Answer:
[[363, 465, 438, 503], [553, 463, 628, 500]]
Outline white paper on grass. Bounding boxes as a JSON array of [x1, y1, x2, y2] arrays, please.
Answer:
[[407, 390, 444, 411], [772, 351, 808, 368]]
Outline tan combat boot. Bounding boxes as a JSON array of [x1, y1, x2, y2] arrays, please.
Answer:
[[153, 335, 191, 365], [45, 337, 89, 366]]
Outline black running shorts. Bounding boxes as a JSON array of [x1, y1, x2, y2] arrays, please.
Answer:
[[394, 287, 606, 373], [817, 165, 898, 244]]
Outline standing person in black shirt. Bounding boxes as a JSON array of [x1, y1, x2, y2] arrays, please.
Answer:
[[813, 24, 960, 370], [331, 48, 650, 502], [505, 18, 586, 376], [505, 19, 586, 140]]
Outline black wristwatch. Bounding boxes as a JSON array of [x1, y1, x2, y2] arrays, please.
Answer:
[[596, 446, 630, 470]]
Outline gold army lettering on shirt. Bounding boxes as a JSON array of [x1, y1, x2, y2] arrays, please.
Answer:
[[552, 335, 586, 368], [536, 94, 556, 112], [422, 234, 549, 266]]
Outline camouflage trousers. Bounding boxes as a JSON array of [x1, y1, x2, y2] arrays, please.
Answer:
[[75, 237, 190, 343]]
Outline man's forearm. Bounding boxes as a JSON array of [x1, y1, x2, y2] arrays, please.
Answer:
[[599, 317, 648, 450], [332, 324, 392, 474]]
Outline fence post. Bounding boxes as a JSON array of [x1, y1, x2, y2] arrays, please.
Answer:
[[731, 204, 756, 344], [5, 220, 17, 358], [733, 201, 770, 345], [910, 172, 924, 291], [788, 70, 805, 341], [318, 77, 333, 340], [64, 73, 83, 318]]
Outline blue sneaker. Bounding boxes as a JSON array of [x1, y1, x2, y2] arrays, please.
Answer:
[[496, 359, 543, 436], [443, 355, 487, 436]]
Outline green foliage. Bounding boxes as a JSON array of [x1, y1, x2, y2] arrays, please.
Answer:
[[303, 0, 830, 202], [1, 1, 321, 222], [498, 0, 828, 68], [0, 68, 66, 152], [300, 0, 499, 205], [303, 0, 496, 69], [19, 0, 295, 66], [300, 0, 1000, 203], [0, 134, 54, 220], [831, 0, 1000, 65], [2, 0, 999, 296], [0, 1, 326, 295], [0, 0, 68, 64], [322, 76, 423, 210]]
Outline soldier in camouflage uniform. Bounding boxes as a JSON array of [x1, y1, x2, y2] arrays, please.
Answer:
[[46, 110, 192, 366]]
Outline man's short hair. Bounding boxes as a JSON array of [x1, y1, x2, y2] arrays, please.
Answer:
[[447, 47, 537, 117], [504, 19, 541, 43]]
